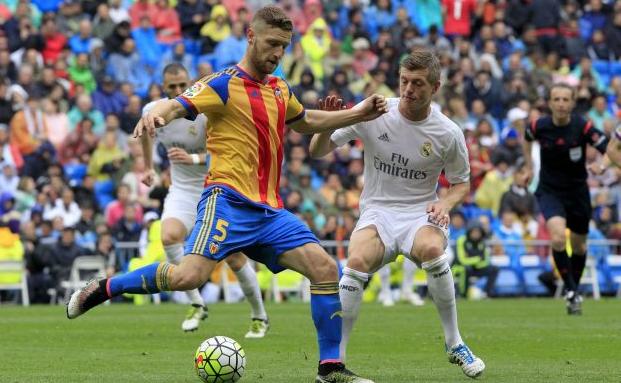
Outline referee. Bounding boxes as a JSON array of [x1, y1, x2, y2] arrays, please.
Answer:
[[522, 83, 610, 315]]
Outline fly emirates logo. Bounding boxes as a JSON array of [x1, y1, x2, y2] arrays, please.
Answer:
[[373, 153, 427, 180]]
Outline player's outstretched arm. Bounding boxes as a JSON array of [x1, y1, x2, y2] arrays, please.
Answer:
[[133, 99, 187, 139], [139, 131, 157, 187], [309, 96, 344, 158], [289, 94, 388, 134]]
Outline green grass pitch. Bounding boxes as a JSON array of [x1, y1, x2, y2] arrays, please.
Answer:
[[1, 299, 620, 382]]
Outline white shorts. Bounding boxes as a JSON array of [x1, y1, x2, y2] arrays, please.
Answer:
[[161, 186, 203, 232], [353, 205, 449, 271]]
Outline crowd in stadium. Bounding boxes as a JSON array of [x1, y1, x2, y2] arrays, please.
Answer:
[[1, 0, 621, 303]]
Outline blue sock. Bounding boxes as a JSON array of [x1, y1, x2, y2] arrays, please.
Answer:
[[108, 263, 174, 297], [310, 282, 342, 362]]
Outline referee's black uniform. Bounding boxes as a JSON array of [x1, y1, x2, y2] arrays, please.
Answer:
[[525, 114, 609, 294]]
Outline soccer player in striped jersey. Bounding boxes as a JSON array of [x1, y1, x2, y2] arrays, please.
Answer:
[[140, 63, 269, 336], [67, 6, 387, 382]]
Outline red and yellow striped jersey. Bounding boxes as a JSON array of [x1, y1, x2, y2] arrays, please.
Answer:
[[175, 65, 305, 208]]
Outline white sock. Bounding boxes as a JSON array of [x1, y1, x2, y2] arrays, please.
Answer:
[[234, 261, 267, 321], [402, 258, 416, 297], [422, 255, 463, 349], [164, 243, 204, 307], [339, 267, 369, 362], [379, 264, 391, 301]]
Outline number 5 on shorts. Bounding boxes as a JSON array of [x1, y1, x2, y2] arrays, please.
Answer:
[[213, 219, 229, 242]]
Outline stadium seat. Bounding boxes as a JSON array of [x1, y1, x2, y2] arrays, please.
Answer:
[[602, 255, 621, 297], [64, 163, 88, 186], [519, 255, 549, 296], [0, 260, 29, 306], [491, 255, 523, 296], [59, 256, 108, 302], [94, 180, 116, 210], [592, 60, 610, 76]]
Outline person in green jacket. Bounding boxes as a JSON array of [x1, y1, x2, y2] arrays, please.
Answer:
[[455, 221, 499, 298]]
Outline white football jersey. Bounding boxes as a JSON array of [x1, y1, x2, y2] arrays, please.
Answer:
[[143, 100, 208, 193], [331, 98, 470, 211]]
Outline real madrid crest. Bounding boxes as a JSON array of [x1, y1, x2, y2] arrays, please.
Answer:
[[188, 125, 197, 136], [420, 141, 432, 157]]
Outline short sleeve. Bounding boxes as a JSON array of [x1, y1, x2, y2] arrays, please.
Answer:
[[584, 120, 609, 154], [175, 74, 230, 119], [444, 130, 471, 184], [330, 125, 362, 147], [524, 119, 537, 142], [285, 89, 306, 125]]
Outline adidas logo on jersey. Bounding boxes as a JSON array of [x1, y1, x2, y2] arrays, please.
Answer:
[[377, 132, 390, 142]]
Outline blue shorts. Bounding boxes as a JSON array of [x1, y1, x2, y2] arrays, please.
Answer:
[[185, 185, 319, 273]]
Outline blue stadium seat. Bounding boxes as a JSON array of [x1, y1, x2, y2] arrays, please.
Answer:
[[64, 163, 88, 186], [610, 62, 621, 77], [592, 60, 610, 76], [519, 255, 549, 296], [94, 180, 116, 210], [602, 255, 621, 296], [491, 255, 523, 296]]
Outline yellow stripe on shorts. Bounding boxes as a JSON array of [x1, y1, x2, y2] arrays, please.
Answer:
[[191, 189, 219, 254]]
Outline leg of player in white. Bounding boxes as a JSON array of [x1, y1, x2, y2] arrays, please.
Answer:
[[224, 253, 269, 338], [409, 226, 484, 378], [161, 217, 209, 332]]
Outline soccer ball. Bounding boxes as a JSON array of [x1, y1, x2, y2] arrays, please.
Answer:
[[194, 336, 246, 383]]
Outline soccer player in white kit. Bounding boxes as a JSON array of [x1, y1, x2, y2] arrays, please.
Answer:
[[310, 50, 485, 378], [141, 64, 269, 337]]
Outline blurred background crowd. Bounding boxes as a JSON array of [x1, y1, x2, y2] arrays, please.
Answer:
[[1, 0, 621, 303]]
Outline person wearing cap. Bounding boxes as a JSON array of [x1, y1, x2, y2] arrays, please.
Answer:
[[91, 75, 127, 117], [522, 82, 612, 315], [351, 37, 378, 77]]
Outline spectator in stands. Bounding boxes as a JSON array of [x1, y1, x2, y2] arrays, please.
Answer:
[[91, 75, 127, 117], [40, 17, 66, 65], [159, 43, 196, 81], [131, 16, 161, 71], [67, 93, 104, 134], [0, 162, 19, 194], [152, 0, 182, 45], [104, 20, 131, 54], [499, 158, 539, 235], [587, 94, 613, 132], [300, 17, 331, 81], [176, 0, 208, 40], [351, 37, 378, 78], [94, 230, 116, 277], [605, 10, 621, 59], [200, 4, 231, 55], [9, 93, 46, 158], [129, 0, 156, 29], [68, 18, 93, 55], [442, 0, 477, 38], [108, 0, 130, 24], [43, 187, 81, 228], [87, 130, 123, 181], [112, 204, 142, 243], [121, 154, 157, 207], [105, 183, 143, 228], [474, 153, 513, 214], [92, 3, 116, 41], [214, 20, 246, 71], [59, 118, 97, 165], [455, 221, 500, 298], [119, 94, 142, 135], [49, 226, 87, 296], [493, 211, 527, 259], [75, 203, 97, 251], [68, 52, 97, 94]]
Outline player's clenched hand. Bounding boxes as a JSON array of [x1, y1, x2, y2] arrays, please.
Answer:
[[426, 201, 450, 228], [141, 168, 157, 187], [133, 113, 166, 139], [168, 147, 193, 164], [318, 95, 345, 111], [354, 94, 389, 121]]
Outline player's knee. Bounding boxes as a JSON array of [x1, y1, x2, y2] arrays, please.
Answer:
[[417, 242, 445, 263], [171, 268, 202, 290], [225, 253, 246, 271], [550, 235, 566, 251], [346, 255, 373, 274], [307, 252, 338, 283], [161, 230, 183, 247]]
